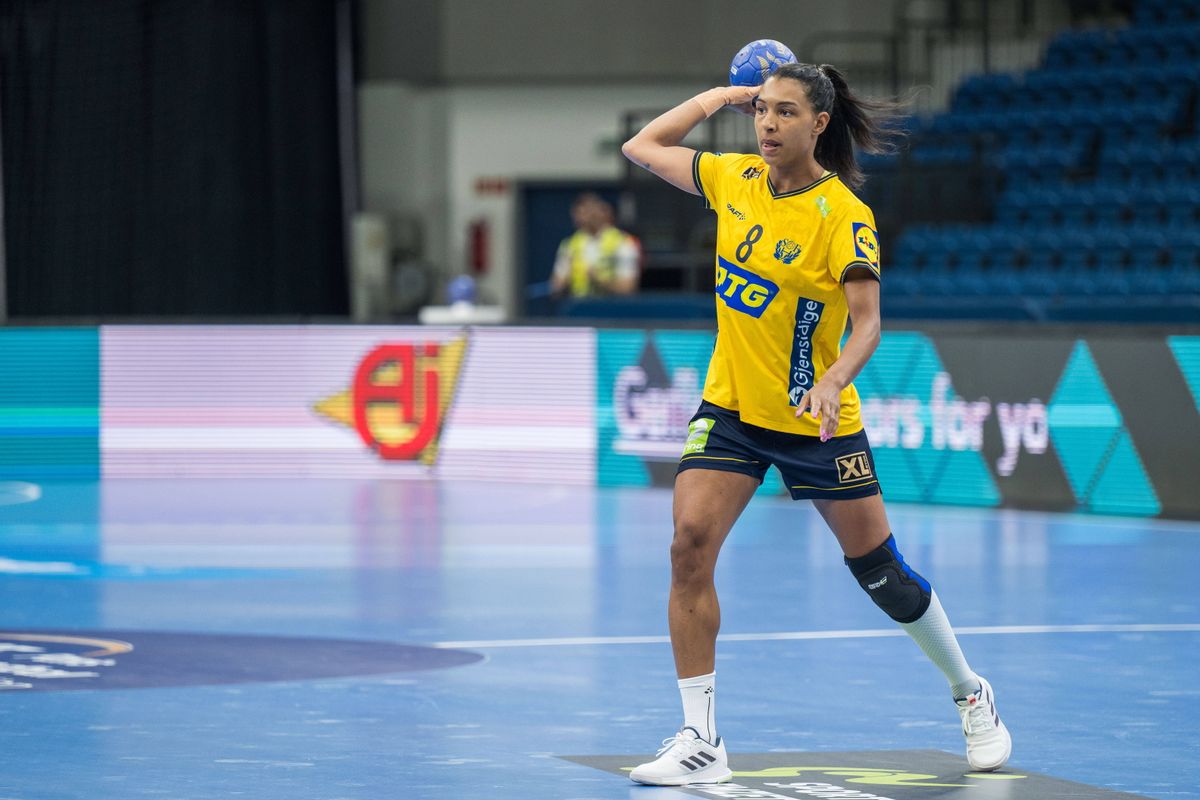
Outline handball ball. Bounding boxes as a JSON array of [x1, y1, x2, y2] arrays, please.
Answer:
[[729, 39, 797, 87]]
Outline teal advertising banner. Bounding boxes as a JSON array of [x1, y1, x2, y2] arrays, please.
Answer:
[[1169, 336, 1200, 414], [0, 328, 100, 480], [596, 329, 785, 493], [856, 332, 1002, 507], [597, 329, 709, 488], [597, 328, 1199, 517]]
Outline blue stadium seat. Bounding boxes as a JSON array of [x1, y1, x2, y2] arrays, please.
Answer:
[[952, 73, 1019, 113], [1127, 226, 1171, 268], [1129, 266, 1173, 294], [883, 272, 923, 297], [1017, 267, 1059, 296], [1168, 264, 1200, 293], [914, 266, 956, 296], [894, 18, 1200, 320], [1164, 185, 1200, 225]]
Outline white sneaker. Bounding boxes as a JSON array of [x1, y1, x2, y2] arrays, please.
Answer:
[[956, 675, 1012, 771], [629, 726, 732, 786]]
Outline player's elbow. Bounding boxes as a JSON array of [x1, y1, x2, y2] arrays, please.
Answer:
[[855, 317, 882, 349], [848, 304, 881, 346], [620, 137, 639, 163], [621, 136, 651, 167]]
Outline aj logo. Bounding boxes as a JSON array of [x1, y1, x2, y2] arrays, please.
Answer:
[[836, 451, 873, 483], [313, 339, 468, 464], [741, 166, 765, 180]]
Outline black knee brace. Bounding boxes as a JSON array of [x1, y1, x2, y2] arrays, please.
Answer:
[[845, 534, 931, 624]]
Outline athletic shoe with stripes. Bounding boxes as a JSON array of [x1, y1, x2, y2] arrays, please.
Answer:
[[629, 726, 732, 786], [956, 675, 1012, 771]]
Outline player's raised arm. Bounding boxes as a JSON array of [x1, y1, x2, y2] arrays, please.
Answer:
[[621, 85, 758, 195]]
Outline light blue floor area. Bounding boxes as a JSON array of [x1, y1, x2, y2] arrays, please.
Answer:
[[1, 479, 1198, 799]]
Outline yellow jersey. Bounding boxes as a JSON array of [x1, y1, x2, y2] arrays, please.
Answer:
[[693, 151, 881, 436], [553, 226, 640, 297]]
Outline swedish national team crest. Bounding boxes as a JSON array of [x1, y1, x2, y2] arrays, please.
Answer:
[[853, 222, 880, 269], [774, 239, 802, 264]]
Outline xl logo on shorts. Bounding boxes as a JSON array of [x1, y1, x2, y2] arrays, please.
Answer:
[[715, 257, 779, 318], [836, 451, 873, 483]]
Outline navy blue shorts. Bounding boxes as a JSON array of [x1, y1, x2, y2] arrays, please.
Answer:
[[676, 400, 883, 501]]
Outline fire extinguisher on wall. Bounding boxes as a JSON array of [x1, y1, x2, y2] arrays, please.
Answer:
[[468, 218, 489, 274]]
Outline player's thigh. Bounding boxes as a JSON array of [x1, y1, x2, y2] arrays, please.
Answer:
[[672, 468, 759, 560], [812, 493, 892, 558]]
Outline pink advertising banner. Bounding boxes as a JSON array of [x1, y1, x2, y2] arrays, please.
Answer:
[[101, 326, 595, 483]]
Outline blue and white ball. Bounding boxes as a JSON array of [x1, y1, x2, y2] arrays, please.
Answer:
[[729, 39, 797, 87]]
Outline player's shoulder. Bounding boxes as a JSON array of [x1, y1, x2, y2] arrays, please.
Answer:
[[702, 151, 767, 180], [822, 176, 874, 220]]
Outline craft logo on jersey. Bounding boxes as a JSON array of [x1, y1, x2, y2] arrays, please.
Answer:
[[836, 451, 873, 483], [853, 222, 880, 269], [715, 257, 779, 318], [774, 239, 802, 264], [741, 166, 765, 180], [313, 338, 467, 464]]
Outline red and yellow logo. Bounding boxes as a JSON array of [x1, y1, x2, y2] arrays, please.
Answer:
[[313, 338, 467, 464]]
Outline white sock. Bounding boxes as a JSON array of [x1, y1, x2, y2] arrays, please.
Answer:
[[899, 590, 980, 699], [678, 672, 716, 743]]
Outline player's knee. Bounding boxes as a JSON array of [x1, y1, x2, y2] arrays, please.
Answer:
[[844, 534, 931, 624], [670, 518, 717, 585]]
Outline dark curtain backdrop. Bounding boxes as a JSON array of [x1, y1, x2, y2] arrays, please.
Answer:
[[1, 0, 348, 317]]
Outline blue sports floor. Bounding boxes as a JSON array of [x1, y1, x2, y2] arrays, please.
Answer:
[[1, 479, 1198, 799]]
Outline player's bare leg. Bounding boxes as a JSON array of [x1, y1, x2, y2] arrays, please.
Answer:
[[630, 468, 757, 786], [811, 492, 890, 557], [669, 468, 759, 678]]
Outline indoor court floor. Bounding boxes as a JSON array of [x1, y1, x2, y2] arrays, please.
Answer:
[[1, 478, 1198, 800]]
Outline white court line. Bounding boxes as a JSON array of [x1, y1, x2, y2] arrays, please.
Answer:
[[432, 623, 1200, 650]]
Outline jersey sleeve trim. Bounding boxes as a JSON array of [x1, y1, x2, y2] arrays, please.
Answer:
[[839, 262, 881, 284], [692, 150, 712, 209]]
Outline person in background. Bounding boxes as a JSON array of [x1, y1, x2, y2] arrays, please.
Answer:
[[550, 193, 640, 298]]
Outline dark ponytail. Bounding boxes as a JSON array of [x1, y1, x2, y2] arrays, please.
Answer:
[[769, 62, 904, 190]]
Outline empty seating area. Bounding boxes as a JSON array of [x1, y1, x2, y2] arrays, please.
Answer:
[[884, 0, 1200, 321]]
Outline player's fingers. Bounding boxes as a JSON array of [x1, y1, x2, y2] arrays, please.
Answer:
[[727, 86, 759, 116], [794, 393, 811, 418], [823, 412, 840, 440], [727, 85, 760, 104]]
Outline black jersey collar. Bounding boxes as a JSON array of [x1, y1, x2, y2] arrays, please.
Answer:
[[767, 171, 838, 199]]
